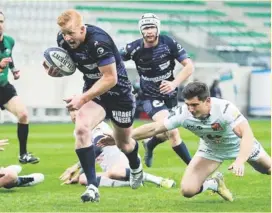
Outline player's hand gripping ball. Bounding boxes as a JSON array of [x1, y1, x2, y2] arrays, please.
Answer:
[[43, 47, 76, 76]]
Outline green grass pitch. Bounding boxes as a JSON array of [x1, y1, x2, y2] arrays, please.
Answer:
[[0, 119, 270, 212]]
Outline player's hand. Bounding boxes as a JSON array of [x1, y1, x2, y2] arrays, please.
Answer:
[[69, 110, 78, 123], [59, 165, 79, 182], [12, 70, 20, 80], [160, 80, 176, 94], [0, 57, 12, 70], [63, 95, 86, 111], [62, 171, 80, 185], [97, 133, 116, 148], [0, 139, 9, 151], [228, 160, 245, 176], [42, 61, 63, 77]]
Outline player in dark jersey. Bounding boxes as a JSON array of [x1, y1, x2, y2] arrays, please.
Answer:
[[0, 11, 39, 164], [120, 13, 194, 168], [42, 9, 143, 203]]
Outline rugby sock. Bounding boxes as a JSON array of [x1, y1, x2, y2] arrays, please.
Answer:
[[76, 146, 97, 187], [146, 136, 165, 151], [124, 141, 140, 169], [196, 179, 218, 194], [172, 142, 191, 165], [143, 172, 162, 186], [17, 123, 28, 155], [97, 176, 130, 187], [124, 168, 130, 181]]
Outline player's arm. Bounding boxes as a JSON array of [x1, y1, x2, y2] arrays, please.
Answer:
[[132, 109, 183, 140], [233, 120, 254, 165], [119, 45, 131, 61], [224, 103, 254, 176], [81, 63, 117, 103], [172, 58, 194, 88]]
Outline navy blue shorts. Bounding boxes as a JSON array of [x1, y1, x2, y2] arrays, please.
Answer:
[[0, 83, 17, 110], [93, 94, 136, 128], [139, 96, 178, 118]]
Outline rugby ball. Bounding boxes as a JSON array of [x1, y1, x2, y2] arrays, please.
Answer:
[[44, 47, 76, 76]]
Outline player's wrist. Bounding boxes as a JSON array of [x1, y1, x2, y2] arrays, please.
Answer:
[[0, 64, 6, 69]]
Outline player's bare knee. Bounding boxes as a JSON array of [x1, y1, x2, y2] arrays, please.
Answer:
[[17, 110, 28, 123], [180, 185, 198, 198], [1, 170, 18, 188]]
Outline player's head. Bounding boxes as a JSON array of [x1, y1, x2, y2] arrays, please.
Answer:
[[57, 9, 86, 49], [138, 13, 160, 44], [0, 11, 5, 37], [182, 82, 211, 119]]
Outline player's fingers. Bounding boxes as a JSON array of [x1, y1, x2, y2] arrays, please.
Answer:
[[0, 148, 4, 151], [63, 97, 72, 103], [228, 165, 233, 170], [0, 139, 8, 143]]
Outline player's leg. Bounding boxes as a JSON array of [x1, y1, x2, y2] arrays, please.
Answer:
[[74, 100, 106, 202], [0, 167, 18, 188], [112, 123, 143, 189], [181, 156, 233, 201], [142, 99, 191, 167], [143, 172, 176, 188], [247, 141, 271, 175], [3, 84, 39, 164]]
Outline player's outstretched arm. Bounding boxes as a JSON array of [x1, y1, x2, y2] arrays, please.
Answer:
[[228, 120, 254, 176], [0, 139, 9, 151], [132, 120, 168, 140]]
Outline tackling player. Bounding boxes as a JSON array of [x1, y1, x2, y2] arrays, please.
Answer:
[[120, 13, 193, 168], [99, 82, 271, 201]]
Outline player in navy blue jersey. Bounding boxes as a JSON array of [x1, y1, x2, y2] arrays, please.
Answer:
[[42, 9, 143, 203], [120, 13, 194, 168]]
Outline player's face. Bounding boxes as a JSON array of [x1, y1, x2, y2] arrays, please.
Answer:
[[60, 21, 85, 49], [0, 14, 4, 37], [142, 26, 158, 43], [185, 96, 210, 118]]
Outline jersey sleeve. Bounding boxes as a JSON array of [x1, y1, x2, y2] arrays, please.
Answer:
[[222, 102, 247, 129], [90, 39, 116, 67], [163, 105, 186, 130], [119, 44, 132, 61], [8, 37, 15, 70], [167, 36, 189, 62]]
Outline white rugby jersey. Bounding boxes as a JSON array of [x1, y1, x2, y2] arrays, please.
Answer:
[[91, 121, 128, 171], [164, 98, 247, 150]]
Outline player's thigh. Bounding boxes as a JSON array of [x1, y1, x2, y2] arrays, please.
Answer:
[[107, 164, 127, 180], [4, 96, 28, 118], [111, 122, 133, 145], [75, 100, 106, 130], [181, 156, 221, 191], [248, 147, 271, 175]]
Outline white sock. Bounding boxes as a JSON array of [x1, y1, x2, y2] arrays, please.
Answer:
[[201, 179, 218, 193], [143, 172, 162, 186], [99, 176, 130, 187]]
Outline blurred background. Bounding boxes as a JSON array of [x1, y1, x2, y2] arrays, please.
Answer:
[[0, 0, 270, 122]]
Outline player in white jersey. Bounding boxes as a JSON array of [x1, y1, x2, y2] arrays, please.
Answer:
[[0, 139, 44, 189], [99, 82, 271, 201], [60, 122, 175, 189]]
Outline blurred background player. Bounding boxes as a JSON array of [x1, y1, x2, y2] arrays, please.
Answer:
[[0, 11, 39, 164], [0, 140, 44, 189], [120, 13, 194, 167], [43, 9, 143, 202], [209, 79, 222, 99], [60, 121, 175, 189]]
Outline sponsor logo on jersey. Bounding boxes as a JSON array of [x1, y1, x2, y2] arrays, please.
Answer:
[[83, 63, 98, 70], [142, 71, 172, 82], [159, 61, 170, 70], [85, 72, 102, 79], [112, 110, 132, 123], [211, 122, 223, 131], [97, 47, 104, 55]]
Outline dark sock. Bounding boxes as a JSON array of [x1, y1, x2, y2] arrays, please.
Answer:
[[3, 178, 19, 189], [17, 123, 29, 155], [96, 176, 101, 187], [124, 168, 130, 181], [172, 142, 191, 165], [76, 146, 97, 187], [146, 136, 165, 151], [196, 185, 204, 194], [124, 141, 140, 169]]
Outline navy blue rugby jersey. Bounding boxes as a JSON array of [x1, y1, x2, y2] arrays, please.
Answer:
[[57, 24, 132, 98], [120, 35, 189, 99]]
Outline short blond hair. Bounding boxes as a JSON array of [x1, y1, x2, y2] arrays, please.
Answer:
[[57, 9, 83, 27]]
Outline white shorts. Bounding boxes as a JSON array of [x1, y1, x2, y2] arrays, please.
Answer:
[[96, 146, 129, 172], [195, 140, 265, 162]]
